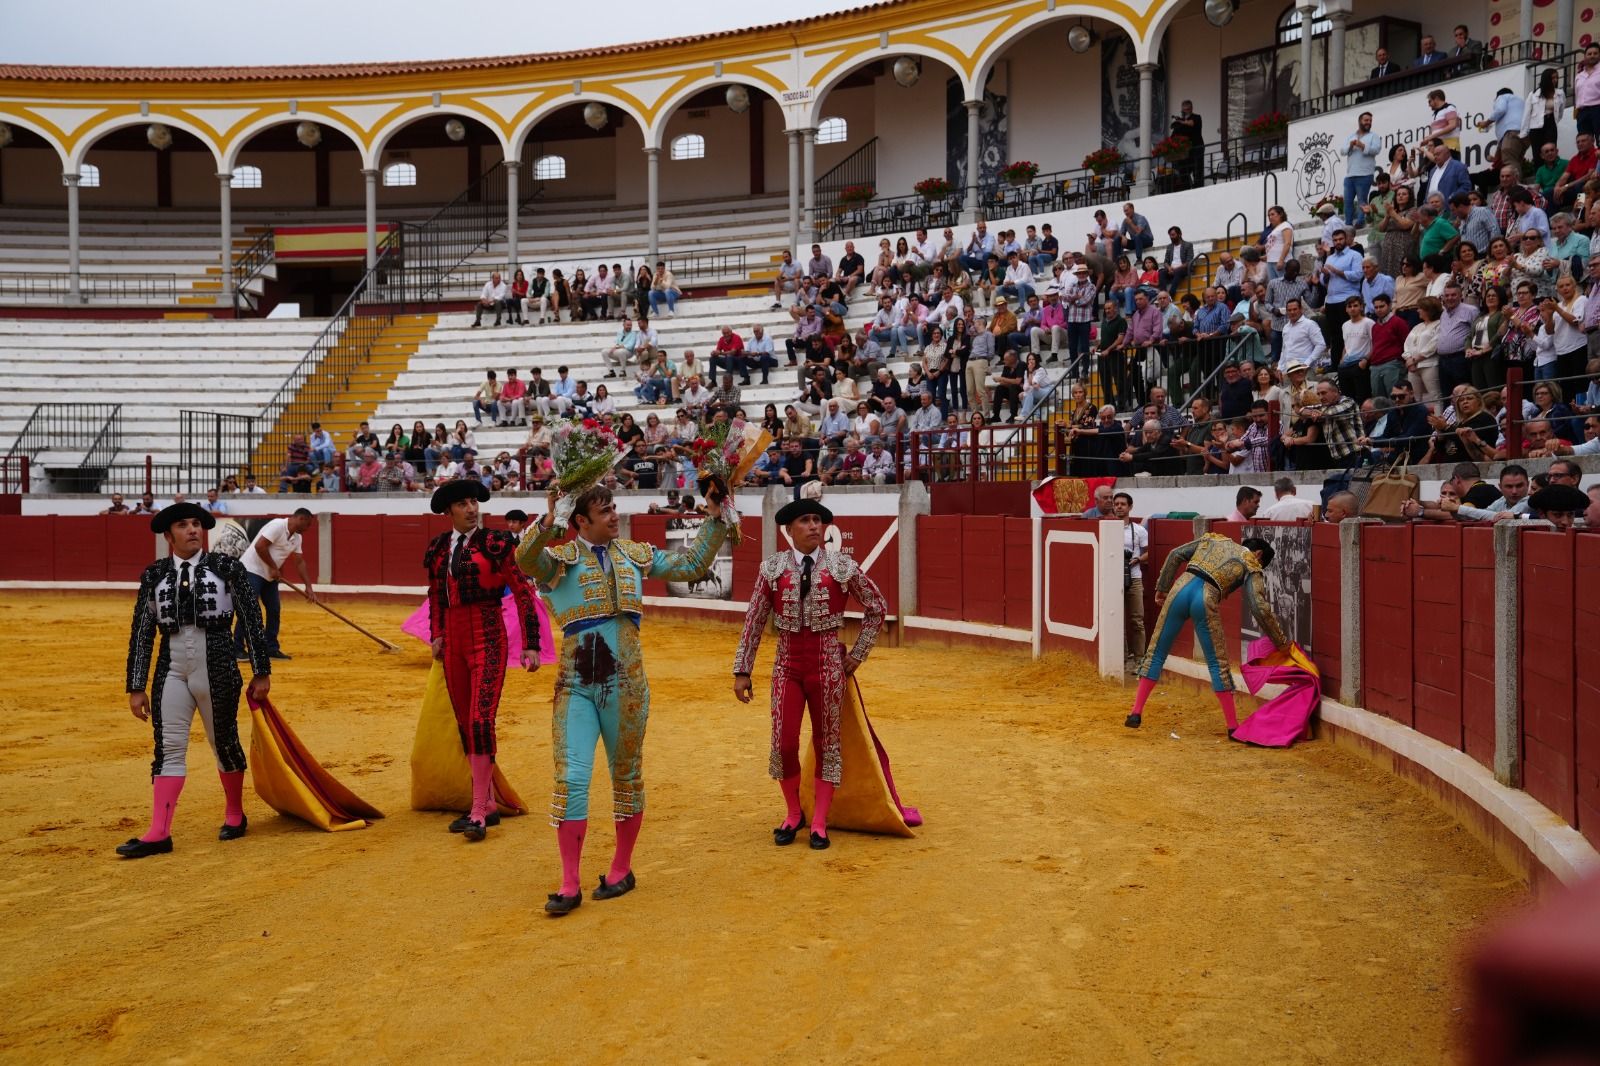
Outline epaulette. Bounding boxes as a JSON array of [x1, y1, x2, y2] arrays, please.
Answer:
[[759, 553, 790, 581], [611, 539, 656, 567], [547, 539, 582, 565], [821, 549, 858, 584]]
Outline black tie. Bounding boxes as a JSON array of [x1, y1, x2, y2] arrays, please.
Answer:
[[178, 561, 194, 626], [451, 533, 468, 572], [800, 556, 814, 600]]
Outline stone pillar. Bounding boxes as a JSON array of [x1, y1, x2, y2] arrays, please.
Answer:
[[1135, 63, 1157, 192], [1558, 0, 1575, 50], [362, 167, 379, 269], [217, 173, 234, 306], [317, 511, 334, 585], [1339, 517, 1382, 707], [1327, 10, 1349, 90], [898, 481, 931, 618], [1297, 3, 1317, 104], [1492, 520, 1541, 788], [786, 130, 801, 256], [1520, 1, 1535, 49], [964, 99, 982, 219], [802, 127, 817, 242], [64, 171, 81, 303], [645, 147, 661, 262], [505, 158, 520, 276]]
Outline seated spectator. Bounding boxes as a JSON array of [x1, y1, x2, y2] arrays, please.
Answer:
[[837, 436, 868, 483], [711, 373, 742, 415], [583, 264, 617, 321], [862, 439, 897, 484], [709, 326, 749, 384], [787, 306, 823, 365], [318, 464, 342, 493], [745, 324, 778, 385], [835, 241, 865, 297], [1258, 477, 1317, 520], [473, 272, 509, 327], [850, 400, 882, 445], [650, 261, 681, 318], [1159, 226, 1195, 295], [815, 441, 846, 484], [351, 447, 383, 492], [776, 438, 815, 488], [376, 449, 413, 492], [1120, 418, 1182, 475], [991, 351, 1025, 423], [497, 368, 529, 426], [200, 487, 229, 514], [602, 318, 642, 378], [308, 422, 334, 465], [239, 474, 265, 495], [818, 399, 851, 445], [279, 433, 313, 492], [471, 370, 501, 425], [100, 493, 129, 515], [877, 396, 908, 446], [636, 355, 672, 406], [569, 381, 595, 419]]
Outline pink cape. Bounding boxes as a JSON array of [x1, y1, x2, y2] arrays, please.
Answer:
[[400, 591, 557, 667], [858, 678, 923, 827], [1232, 636, 1321, 748]]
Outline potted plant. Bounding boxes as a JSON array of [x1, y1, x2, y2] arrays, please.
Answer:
[[1000, 160, 1039, 187], [838, 183, 875, 206], [1151, 135, 1191, 176], [914, 176, 953, 201], [1244, 111, 1288, 140], [1082, 146, 1124, 185]]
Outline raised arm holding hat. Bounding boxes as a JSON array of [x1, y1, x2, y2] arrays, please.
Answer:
[[118, 503, 271, 858]]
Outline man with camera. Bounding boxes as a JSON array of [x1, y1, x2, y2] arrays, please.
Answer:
[[1114, 491, 1149, 676]]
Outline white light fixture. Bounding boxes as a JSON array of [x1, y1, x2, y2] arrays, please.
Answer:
[[0, 123, 12, 150], [893, 56, 920, 87], [726, 85, 751, 114], [583, 102, 608, 130], [444, 118, 466, 142], [295, 121, 322, 148], [1204, 0, 1237, 27], [147, 123, 173, 150], [1067, 23, 1094, 53]]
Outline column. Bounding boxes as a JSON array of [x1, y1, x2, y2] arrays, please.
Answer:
[[786, 130, 801, 255], [1558, 0, 1574, 50], [1338, 517, 1382, 707], [645, 147, 661, 262], [1492, 520, 1531, 787], [217, 173, 233, 306], [64, 171, 81, 303], [505, 158, 520, 275], [1296, 2, 1317, 103], [802, 127, 817, 242], [362, 167, 379, 269], [1520, 0, 1534, 49], [1327, 10, 1349, 91], [964, 99, 982, 219], [1135, 63, 1157, 192]]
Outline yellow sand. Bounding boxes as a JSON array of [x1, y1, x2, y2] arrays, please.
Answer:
[[0, 592, 1523, 1064]]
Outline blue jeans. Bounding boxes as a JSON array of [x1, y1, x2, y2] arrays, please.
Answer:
[[424, 445, 445, 473], [649, 289, 678, 314], [472, 398, 499, 423], [1028, 253, 1056, 274], [636, 379, 670, 403], [1533, 361, 1559, 380], [1343, 174, 1373, 227], [310, 446, 334, 466], [234, 573, 280, 656], [959, 253, 989, 275], [1000, 282, 1035, 304]]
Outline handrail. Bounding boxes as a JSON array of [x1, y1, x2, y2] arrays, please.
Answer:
[[3, 402, 124, 465], [1224, 211, 1250, 255], [1291, 40, 1567, 119], [81, 406, 124, 472], [0, 272, 179, 304], [230, 227, 276, 315], [815, 137, 879, 230]]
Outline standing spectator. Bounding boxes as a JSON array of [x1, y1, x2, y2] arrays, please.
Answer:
[[1234, 401, 1273, 473], [471, 370, 500, 425], [1229, 486, 1263, 521], [1262, 205, 1295, 280], [1344, 112, 1382, 227], [1114, 491, 1149, 674], [1320, 228, 1364, 363], [1277, 297, 1329, 373], [1338, 296, 1374, 403], [1368, 293, 1412, 396], [472, 271, 509, 327], [1435, 283, 1478, 398], [100, 492, 129, 515], [200, 488, 229, 515]]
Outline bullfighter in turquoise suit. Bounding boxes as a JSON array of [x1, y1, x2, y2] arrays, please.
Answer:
[[517, 484, 732, 915]]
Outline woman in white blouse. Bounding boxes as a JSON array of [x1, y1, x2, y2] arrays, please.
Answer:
[[1019, 353, 1053, 419], [589, 383, 616, 418], [1519, 68, 1567, 156], [1541, 272, 1587, 382], [849, 400, 881, 444], [1261, 205, 1295, 280], [1403, 297, 1443, 411]]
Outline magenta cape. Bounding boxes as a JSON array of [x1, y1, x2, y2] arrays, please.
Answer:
[[1232, 636, 1321, 748], [400, 590, 557, 667]]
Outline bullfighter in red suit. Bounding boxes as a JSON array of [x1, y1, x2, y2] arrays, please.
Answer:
[[733, 498, 887, 850], [424, 479, 541, 840]]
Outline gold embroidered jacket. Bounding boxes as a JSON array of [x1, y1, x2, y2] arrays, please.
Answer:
[[1154, 533, 1289, 649]]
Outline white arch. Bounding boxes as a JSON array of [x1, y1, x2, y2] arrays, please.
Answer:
[[805, 44, 975, 129], [367, 105, 511, 170], [972, 5, 1148, 89], [68, 113, 224, 171], [1142, 0, 1200, 64], [643, 76, 786, 151], [0, 111, 69, 168], [508, 94, 649, 160], [221, 112, 368, 171]]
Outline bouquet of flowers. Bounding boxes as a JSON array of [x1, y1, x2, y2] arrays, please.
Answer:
[[549, 417, 628, 530], [685, 418, 770, 536]]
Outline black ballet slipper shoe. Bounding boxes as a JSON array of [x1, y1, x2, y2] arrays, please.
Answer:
[[1124, 713, 1142, 729], [593, 871, 637, 900], [449, 812, 501, 833], [218, 815, 248, 841], [116, 837, 173, 858], [773, 815, 806, 847], [809, 830, 831, 851], [544, 891, 583, 915], [461, 819, 488, 842]]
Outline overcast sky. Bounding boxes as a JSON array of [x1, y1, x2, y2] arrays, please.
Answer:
[[1, 0, 872, 66]]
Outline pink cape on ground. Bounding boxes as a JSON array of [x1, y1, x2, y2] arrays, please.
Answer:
[[400, 591, 557, 667], [1232, 636, 1321, 748]]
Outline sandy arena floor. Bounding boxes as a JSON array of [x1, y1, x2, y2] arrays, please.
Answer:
[[0, 592, 1524, 1064]]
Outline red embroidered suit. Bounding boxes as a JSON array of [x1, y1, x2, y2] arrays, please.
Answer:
[[424, 528, 540, 756], [734, 550, 887, 784]]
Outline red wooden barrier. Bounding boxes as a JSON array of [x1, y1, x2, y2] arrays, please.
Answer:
[[1361, 523, 1415, 727], [1309, 522, 1342, 698], [1143, 519, 1195, 661], [1411, 524, 1464, 750], [54, 516, 109, 582], [1460, 527, 1498, 770], [915, 515, 963, 621], [961, 515, 1006, 626], [1038, 517, 1100, 657], [331, 515, 384, 586], [1575, 534, 1600, 850], [1520, 529, 1577, 826], [1003, 518, 1033, 630]]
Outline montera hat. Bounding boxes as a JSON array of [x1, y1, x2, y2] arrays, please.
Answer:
[[431, 479, 490, 514], [1530, 484, 1589, 514], [774, 498, 834, 526], [150, 502, 215, 534]]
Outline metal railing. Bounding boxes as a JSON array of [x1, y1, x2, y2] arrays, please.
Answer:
[[100, 458, 182, 497], [1291, 40, 1566, 119], [818, 188, 968, 241], [0, 272, 179, 304], [180, 410, 258, 493], [395, 158, 548, 300], [815, 137, 879, 218], [231, 227, 276, 314], [908, 420, 1049, 483], [3, 402, 123, 465], [0, 455, 28, 494], [662, 244, 748, 284]]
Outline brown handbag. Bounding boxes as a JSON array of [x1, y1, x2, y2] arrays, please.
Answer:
[[1361, 452, 1420, 519]]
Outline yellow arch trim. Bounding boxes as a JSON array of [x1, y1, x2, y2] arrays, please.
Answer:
[[9, 104, 114, 151], [502, 87, 581, 141]]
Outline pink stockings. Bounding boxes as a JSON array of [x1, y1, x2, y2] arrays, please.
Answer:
[[141, 775, 185, 842], [1129, 677, 1239, 730], [608, 813, 642, 884], [557, 812, 645, 896], [1216, 691, 1239, 730], [811, 780, 836, 839], [219, 770, 245, 827], [1130, 677, 1157, 718], [778, 774, 836, 837], [468, 754, 493, 823], [779, 775, 803, 830]]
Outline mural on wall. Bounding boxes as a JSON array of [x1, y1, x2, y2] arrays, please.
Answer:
[[1485, 0, 1598, 48], [1239, 524, 1313, 654], [1101, 32, 1166, 160], [946, 77, 1009, 191]]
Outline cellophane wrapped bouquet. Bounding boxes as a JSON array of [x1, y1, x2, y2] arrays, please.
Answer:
[[685, 418, 770, 540], [550, 418, 628, 530]]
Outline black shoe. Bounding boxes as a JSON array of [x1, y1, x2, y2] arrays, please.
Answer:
[[448, 811, 501, 833], [116, 836, 173, 858], [461, 819, 487, 841], [741, 378, 752, 386], [770, 302, 782, 311], [269, 650, 292, 661], [544, 891, 583, 915], [218, 815, 248, 841], [1124, 713, 1142, 729], [593, 871, 637, 900], [774, 815, 806, 847], [761, 377, 769, 385], [235, 651, 249, 661], [808, 830, 831, 851]]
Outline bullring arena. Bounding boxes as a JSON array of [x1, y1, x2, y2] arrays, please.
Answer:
[[3, 0, 1600, 1062]]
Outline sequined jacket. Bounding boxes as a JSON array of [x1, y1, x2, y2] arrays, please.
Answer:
[[516, 516, 731, 632], [1154, 533, 1290, 649], [732, 550, 887, 675], [423, 528, 540, 651], [126, 552, 269, 693]]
